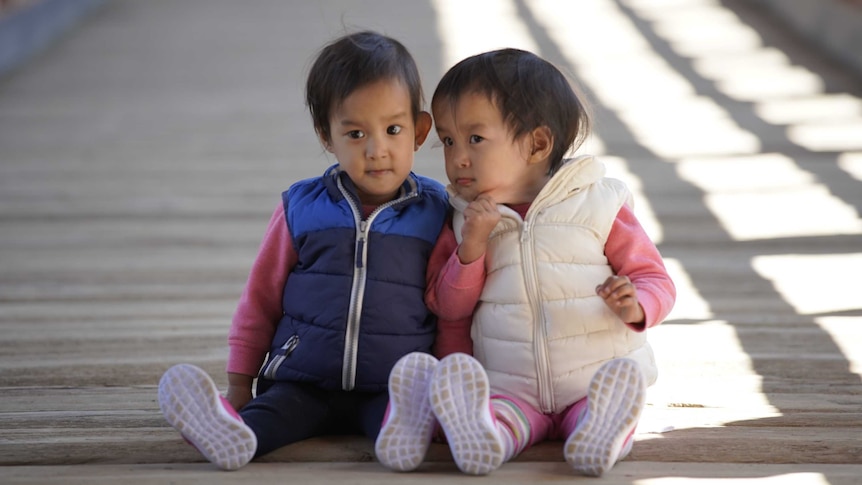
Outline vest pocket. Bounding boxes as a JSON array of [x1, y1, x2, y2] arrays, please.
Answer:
[[261, 334, 300, 380]]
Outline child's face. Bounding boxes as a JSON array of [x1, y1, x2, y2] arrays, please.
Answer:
[[433, 92, 547, 205], [325, 79, 431, 206]]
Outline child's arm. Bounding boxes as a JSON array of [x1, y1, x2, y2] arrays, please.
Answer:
[[433, 316, 474, 358], [425, 219, 486, 319], [426, 217, 484, 357], [226, 202, 297, 410], [600, 204, 676, 331], [426, 196, 500, 357], [456, 194, 500, 264], [426, 194, 497, 317]]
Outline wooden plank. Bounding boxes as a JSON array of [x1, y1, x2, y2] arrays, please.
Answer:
[[1, 462, 862, 485], [1, 385, 861, 466], [1, 427, 861, 466]]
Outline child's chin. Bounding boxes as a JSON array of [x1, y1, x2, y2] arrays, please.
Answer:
[[453, 188, 477, 201]]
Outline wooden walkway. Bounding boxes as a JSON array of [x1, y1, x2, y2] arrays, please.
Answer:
[[1, 1, 861, 483]]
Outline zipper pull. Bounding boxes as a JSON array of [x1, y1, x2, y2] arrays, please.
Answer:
[[282, 335, 300, 355], [262, 335, 300, 380], [356, 238, 364, 268], [356, 220, 367, 268]]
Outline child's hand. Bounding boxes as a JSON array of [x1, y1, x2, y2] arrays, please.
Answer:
[[596, 275, 645, 324], [458, 194, 501, 264], [226, 372, 254, 411], [226, 385, 253, 412]]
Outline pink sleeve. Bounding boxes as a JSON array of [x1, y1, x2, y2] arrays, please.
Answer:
[[425, 219, 483, 357], [605, 204, 676, 331], [426, 220, 486, 319], [227, 202, 297, 376]]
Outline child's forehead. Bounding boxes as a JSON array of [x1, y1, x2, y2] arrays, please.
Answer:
[[432, 90, 499, 117], [434, 87, 498, 106], [337, 78, 413, 108], [432, 95, 511, 135], [331, 78, 415, 123]]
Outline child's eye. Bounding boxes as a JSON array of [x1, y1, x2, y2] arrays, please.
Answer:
[[387, 125, 402, 135], [469, 135, 484, 144], [347, 130, 365, 139], [441, 137, 454, 147]]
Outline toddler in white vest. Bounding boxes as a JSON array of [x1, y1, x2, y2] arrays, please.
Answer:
[[375, 48, 676, 477]]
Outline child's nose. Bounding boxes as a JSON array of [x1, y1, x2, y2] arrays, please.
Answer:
[[453, 150, 470, 168], [366, 137, 387, 159]]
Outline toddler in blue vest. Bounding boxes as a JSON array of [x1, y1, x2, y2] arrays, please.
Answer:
[[156, 31, 448, 470]]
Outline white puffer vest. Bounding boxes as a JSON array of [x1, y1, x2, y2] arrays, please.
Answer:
[[450, 156, 657, 414]]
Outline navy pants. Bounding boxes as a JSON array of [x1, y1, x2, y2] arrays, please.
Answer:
[[239, 379, 389, 457]]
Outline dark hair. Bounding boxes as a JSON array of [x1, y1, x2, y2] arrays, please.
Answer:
[[306, 31, 424, 144], [432, 48, 590, 175]]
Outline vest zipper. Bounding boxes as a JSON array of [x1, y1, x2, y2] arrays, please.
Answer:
[[521, 215, 554, 413], [337, 176, 416, 391], [261, 335, 300, 380]]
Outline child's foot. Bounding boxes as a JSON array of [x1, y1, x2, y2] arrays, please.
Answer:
[[375, 352, 439, 472], [158, 363, 257, 470], [430, 353, 505, 475], [564, 358, 645, 476]]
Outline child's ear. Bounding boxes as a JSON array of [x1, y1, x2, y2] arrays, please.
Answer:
[[528, 126, 553, 165], [413, 111, 433, 151]]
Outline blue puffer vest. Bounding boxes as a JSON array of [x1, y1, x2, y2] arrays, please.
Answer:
[[259, 165, 448, 392]]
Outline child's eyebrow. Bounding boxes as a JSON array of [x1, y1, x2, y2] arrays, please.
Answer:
[[450, 121, 489, 134], [384, 111, 410, 121], [338, 111, 410, 126]]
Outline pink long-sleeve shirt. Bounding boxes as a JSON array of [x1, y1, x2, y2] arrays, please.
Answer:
[[426, 203, 676, 358]]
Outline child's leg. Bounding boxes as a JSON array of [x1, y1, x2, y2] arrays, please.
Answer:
[[375, 352, 439, 472], [559, 396, 589, 437], [563, 358, 645, 477], [358, 388, 390, 439], [428, 353, 513, 475], [158, 364, 257, 470], [239, 379, 330, 457], [489, 396, 532, 458]]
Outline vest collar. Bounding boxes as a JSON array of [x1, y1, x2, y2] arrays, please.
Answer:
[[322, 164, 419, 210], [447, 155, 605, 215]]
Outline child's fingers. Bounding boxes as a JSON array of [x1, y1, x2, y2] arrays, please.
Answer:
[[474, 193, 497, 207], [611, 282, 635, 302], [597, 278, 644, 323], [595, 275, 631, 297], [466, 198, 499, 217]]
